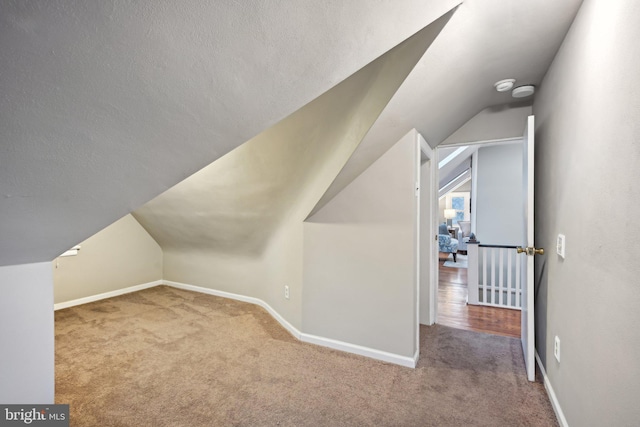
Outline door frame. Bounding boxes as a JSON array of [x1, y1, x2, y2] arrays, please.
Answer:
[[418, 135, 438, 326], [428, 136, 523, 326]]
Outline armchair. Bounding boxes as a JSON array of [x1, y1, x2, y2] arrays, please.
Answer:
[[438, 223, 459, 262]]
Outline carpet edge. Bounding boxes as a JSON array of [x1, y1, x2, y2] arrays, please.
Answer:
[[55, 279, 417, 368], [164, 280, 416, 368], [54, 280, 163, 311]]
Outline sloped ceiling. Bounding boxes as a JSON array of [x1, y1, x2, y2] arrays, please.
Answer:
[[132, 12, 454, 255], [311, 0, 583, 215], [440, 103, 532, 146], [0, 0, 459, 266]]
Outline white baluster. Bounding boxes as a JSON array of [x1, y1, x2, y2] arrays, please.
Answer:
[[490, 248, 496, 304], [515, 252, 521, 308], [482, 247, 487, 304], [499, 248, 504, 306], [467, 243, 479, 305], [507, 249, 512, 307]]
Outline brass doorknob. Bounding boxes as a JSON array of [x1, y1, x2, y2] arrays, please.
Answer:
[[517, 247, 545, 256]]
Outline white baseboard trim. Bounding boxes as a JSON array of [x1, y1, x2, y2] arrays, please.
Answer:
[[53, 280, 163, 311], [535, 351, 568, 427], [54, 279, 416, 368], [300, 333, 417, 368], [163, 280, 301, 340], [164, 280, 416, 368]]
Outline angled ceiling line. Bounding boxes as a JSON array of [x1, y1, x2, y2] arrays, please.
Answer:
[[133, 7, 459, 256]]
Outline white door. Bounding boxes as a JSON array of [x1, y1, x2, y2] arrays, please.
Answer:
[[520, 115, 539, 382]]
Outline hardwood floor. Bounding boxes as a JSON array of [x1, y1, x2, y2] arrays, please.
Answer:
[[438, 260, 521, 338]]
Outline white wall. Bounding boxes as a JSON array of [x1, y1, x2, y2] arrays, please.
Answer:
[[456, 180, 472, 193], [475, 143, 523, 246], [0, 262, 54, 403], [303, 130, 418, 358], [533, 0, 640, 424], [438, 196, 446, 224], [53, 215, 163, 304]]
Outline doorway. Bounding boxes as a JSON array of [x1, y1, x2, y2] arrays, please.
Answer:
[[435, 138, 524, 338]]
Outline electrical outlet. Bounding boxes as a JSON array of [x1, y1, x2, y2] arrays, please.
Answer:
[[557, 234, 566, 258], [284, 285, 290, 300], [554, 336, 561, 363]]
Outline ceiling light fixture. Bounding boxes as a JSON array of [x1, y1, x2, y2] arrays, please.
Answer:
[[512, 85, 536, 98], [494, 79, 515, 92]]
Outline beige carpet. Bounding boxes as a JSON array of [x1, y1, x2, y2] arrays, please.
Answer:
[[55, 285, 557, 426]]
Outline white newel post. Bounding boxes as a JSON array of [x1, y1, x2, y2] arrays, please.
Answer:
[[467, 242, 479, 305]]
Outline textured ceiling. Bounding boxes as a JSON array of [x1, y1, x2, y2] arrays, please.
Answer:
[[0, 0, 459, 266], [0, 1, 583, 266], [312, 0, 583, 215], [132, 13, 453, 255]]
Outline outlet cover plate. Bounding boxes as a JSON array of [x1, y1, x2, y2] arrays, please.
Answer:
[[554, 336, 561, 363]]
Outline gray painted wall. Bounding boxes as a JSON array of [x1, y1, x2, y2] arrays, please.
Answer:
[[475, 143, 523, 246], [533, 0, 640, 424], [53, 215, 163, 304], [0, 262, 54, 403], [303, 131, 418, 357], [142, 21, 441, 332]]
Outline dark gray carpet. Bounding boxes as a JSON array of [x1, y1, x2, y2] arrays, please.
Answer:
[[55, 285, 557, 426]]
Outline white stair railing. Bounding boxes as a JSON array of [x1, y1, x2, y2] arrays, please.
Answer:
[[467, 243, 521, 310]]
